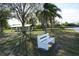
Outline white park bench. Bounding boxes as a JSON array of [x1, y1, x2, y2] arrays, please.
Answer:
[[37, 33, 55, 50]]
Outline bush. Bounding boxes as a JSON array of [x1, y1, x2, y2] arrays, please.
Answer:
[[59, 25, 65, 29], [34, 25, 42, 29]]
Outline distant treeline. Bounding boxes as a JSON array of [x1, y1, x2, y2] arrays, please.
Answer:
[[56, 22, 79, 28]]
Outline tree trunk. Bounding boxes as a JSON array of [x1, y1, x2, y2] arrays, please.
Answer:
[[21, 22, 26, 35], [20, 21, 35, 56], [41, 19, 47, 33], [44, 23, 48, 33], [29, 25, 33, 39], [50, 17, 55, 33], [0, 21, 3, 33], [18, 21, 28, 55], [41, 23, 47, 33], [50, 20, 53, 32], [0, 22, 1, 32]]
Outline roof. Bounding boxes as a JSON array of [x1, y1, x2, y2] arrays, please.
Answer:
[[7, 18, 31, 27]]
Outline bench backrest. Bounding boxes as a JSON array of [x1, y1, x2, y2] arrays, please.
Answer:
[[37, 33, 50, 50], [37, 33, 49, 42]]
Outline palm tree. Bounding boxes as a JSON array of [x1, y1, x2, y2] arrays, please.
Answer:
[[36, 3, 62, 33], [36, 10, 51, 33], [44, 3, 62, 31]]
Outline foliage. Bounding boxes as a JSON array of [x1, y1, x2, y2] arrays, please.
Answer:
[[34, 25, 42, 29], [36, 3, 62, 33], [0, 3, 62, 56], [62, 22, 79, 27], [59, 25, 65, 29], [6, 3, 41, 55], [0, 9, 11, 32]]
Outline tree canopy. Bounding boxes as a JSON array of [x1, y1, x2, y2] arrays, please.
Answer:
[[0, 4, 11, 32]]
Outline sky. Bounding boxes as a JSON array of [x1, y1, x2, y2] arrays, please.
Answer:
[[8, 3, 79, 25], [55, 3, 79, 24]]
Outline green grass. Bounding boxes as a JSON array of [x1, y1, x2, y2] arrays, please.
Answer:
[[3, 29, 15, 33], [29, 29, 79, 55], [54, 29, 79, 56], [61, 29, 75, 33], [31, 31, 45, 35], [0, 28, 79, 56]]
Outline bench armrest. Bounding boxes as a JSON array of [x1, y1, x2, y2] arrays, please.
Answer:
[[48, 37, 55, 44]]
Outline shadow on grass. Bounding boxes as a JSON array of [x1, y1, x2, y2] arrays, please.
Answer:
[[0, 32, 6, 38], [53, 29, 79, 56], [0, 29, 79, 56]]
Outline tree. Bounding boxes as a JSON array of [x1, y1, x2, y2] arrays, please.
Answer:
[[36, 3, 62, 33], [63, 22, 69, 26], [77, 23, 79, 26], [36, 10, 49, 33], [7, 3, 40, 55], [44, 3, 62, 31], [26, 13, 37, 38], [0, 5, 11, 32]]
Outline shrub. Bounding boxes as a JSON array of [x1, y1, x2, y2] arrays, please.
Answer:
[[34, 25, 42, 29], [59, 25, 65, 29]]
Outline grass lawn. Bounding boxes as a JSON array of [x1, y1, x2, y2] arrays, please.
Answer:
[[3, 29, 15, 33], [61, 29, 75, 32], [0, 28, 79, 56], [54, 29, 79, 56]]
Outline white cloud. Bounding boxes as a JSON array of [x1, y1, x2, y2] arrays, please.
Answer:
[[56, 9, 79, 23]]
